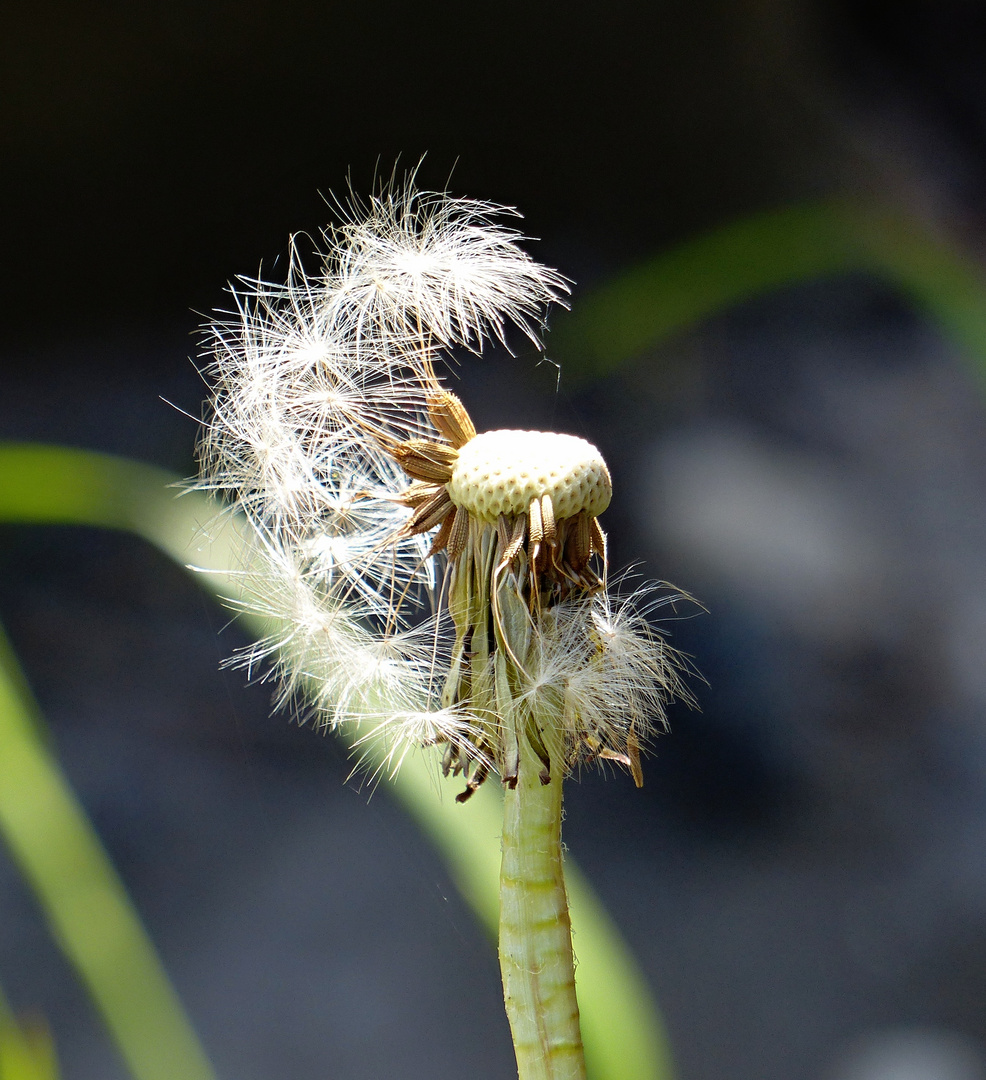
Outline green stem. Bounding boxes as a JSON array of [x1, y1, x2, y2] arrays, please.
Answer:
[[499, 723, 585, 1080]]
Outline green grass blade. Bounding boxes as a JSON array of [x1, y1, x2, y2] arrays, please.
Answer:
[[848, 201, 986, 380], [0, 983, 60, 1080], [0, 623, 217, 1080], [554, 199, 986, 380], [553, 202, 864, 373]]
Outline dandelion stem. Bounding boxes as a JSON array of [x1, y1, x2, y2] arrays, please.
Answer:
[[188, 174, 691, 1080], [499, 713, 586, 1080]]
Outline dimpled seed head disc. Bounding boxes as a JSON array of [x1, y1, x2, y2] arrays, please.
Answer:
[[447, 430, 612, 522]]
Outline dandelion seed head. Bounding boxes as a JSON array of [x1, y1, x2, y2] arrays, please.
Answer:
[[196, 172, 692, 790], [448, 430, 612, 522]]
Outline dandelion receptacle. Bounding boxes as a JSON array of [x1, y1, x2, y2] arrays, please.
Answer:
[[196, 176, 691, 1080]]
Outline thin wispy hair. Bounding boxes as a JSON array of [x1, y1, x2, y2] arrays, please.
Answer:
[[196, 173, 690, 785], [322, 183, 570, 351]]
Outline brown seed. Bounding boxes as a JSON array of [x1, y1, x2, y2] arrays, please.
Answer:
[[396, 481, 439, 508], [590, 516, 607, 559], [392, 439, 458, 483], [407, 488, 454, 533], [428, 511, 455, 556], [528, 496, 544, 545], [627, 726, 644, 788], [540, 494, 557, 545], [498, 513, 527, 566], [427, 391, 478, 449], [447, 506, 471, 561], [566, 510, 591, 571]]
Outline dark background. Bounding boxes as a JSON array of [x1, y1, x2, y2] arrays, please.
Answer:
[[4, 2, 986, 1079]]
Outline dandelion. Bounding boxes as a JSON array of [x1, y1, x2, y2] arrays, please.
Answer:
[[196, 174, 692, 1080]]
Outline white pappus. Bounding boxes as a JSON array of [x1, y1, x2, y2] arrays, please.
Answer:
[[196, 176, 691, 793]]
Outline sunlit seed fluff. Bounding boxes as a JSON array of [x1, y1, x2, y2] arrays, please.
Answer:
[[229, 540, 485, 759], [195, 179, 578, 778], [321, 186, 570, 350], [195, 176, 693, 791], [447, 430, 612, 522]]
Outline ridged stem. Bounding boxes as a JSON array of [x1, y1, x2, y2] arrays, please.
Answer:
[[498, 719, 586, 1080]]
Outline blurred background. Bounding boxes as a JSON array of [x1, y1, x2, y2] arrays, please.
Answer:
[[4, 1, 986, 1078]]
